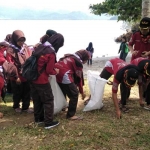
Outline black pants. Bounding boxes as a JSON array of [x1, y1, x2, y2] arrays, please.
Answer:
[[120, 82, 130, 105], [119, 52, 128, 61], [58, 83, 79, 118], [144, 83, 150, 105], [31, 83, 54, 124], [100, 68, 130, 105], [87, 55, 93, 65], [11, 81, 30, 110]]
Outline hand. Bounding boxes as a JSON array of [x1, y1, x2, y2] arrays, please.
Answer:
[[81, 93, 86, 100], [16, 78, 21, 85], [55, 68, 59, 75], [116, 110, 121, 119], [141, 51, 149, 57], [0, 112, 3, 119], [132, 50, 138, 56]]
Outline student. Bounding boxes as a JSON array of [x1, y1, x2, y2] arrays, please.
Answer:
[[86, 42, 94, 65], [0, 42, 20, 118], [118, 36, 129, 61], [100, 58, 139, 119], [5, 30, 33, 113], [128, 17, 150, 61], [131, 57, 150, 110], [4, 34, 12, 94], [30, 33, 64, 129], [55, 50, 89, 120]]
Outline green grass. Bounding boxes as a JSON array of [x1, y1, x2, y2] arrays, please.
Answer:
[[0, 80, 150, 150]]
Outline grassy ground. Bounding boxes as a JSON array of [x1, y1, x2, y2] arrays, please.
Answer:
[[0, 80, 150, 150]]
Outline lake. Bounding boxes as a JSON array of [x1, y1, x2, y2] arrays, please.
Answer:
[[0, 20, 124, 59]]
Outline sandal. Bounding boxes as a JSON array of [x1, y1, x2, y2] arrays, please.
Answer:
[[120, 106, 129, 113], [68, 116, 83, 120]]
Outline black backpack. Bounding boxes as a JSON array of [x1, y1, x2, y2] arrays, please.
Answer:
[[22, 54, 44, 81]]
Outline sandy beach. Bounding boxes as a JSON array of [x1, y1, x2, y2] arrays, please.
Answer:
[[83, 54, 132, 79]]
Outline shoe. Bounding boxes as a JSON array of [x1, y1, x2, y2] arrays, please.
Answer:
[[22, 108, 34, 113], [45, 121, 59, 129], [144, 105, 150, 110], [15, 108, 22, 113], [120, 105, 129, 113]]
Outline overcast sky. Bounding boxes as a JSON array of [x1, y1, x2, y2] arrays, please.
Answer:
[[0, 0, 104, 13]]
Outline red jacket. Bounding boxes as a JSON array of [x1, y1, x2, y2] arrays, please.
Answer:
[[55, 57, 84, 94], [128, 32, 150, 61], [32, 53, 57, 84]]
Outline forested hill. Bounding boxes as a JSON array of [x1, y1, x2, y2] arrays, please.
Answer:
[[0, 6, 117, 20]]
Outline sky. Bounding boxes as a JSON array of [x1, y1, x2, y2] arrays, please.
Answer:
[[0, 0, 104, 13]]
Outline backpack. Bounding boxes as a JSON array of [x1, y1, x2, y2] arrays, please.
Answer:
[[125, 44, 129, 53], [22, 54, 44, 81]]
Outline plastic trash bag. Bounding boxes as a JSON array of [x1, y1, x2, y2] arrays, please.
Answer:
[[83, 70, 107, 111], [49, 75, 67, 114]]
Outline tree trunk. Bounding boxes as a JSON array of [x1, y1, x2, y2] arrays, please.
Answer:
[[142, 0, 150, 18]]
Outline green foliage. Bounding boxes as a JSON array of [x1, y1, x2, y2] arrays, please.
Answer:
[[89, 0, 142, 22]]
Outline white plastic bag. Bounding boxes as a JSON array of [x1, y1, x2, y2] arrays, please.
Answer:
[[83, 70, 107, 111], [49, 75, 67, 114]]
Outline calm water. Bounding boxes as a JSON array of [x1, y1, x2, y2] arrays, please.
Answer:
[[0, 20, 124, 59]]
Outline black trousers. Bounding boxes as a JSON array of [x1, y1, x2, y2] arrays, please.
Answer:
[[11, 81, 30, 110], [144, 83, 150, 105], [31, 83, 54, 124], [100, 68, 130, 105], [120, 82, 130, 105], [58, 83, 79, 118]]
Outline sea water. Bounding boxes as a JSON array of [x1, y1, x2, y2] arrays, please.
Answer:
[[0, 20, 124, 59]]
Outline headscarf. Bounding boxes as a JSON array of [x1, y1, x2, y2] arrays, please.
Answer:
[[75, 50, 90, 62], [47, 33, 64, 53], [11, 30, 26, 48]]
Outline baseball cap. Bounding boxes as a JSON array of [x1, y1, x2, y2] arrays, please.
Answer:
[[124, 69, 139, 87], [139, 17, 150, 29]]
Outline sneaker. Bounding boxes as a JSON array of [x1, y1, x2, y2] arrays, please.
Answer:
[[45, 121, 59, 129], [15, 108, 22, 113], [144, 105, 150, 110], [22, 108, 34, 113]]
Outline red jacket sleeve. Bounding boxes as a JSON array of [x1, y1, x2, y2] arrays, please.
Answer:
[[45, 53, 57, 75]]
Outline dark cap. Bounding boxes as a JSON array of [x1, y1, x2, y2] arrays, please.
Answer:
[[0, 42, 9, 47], [140, 17, 150, 29], [46, 30, 57, 37], [125, 69, 139, 86]]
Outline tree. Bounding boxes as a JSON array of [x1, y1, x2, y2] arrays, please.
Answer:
[[89, 0, 142, 22], [142, 0, 150, 17]]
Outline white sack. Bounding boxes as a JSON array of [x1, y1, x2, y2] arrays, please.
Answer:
[[49, 75, 67, 114], [83, 70, 107, 111]]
